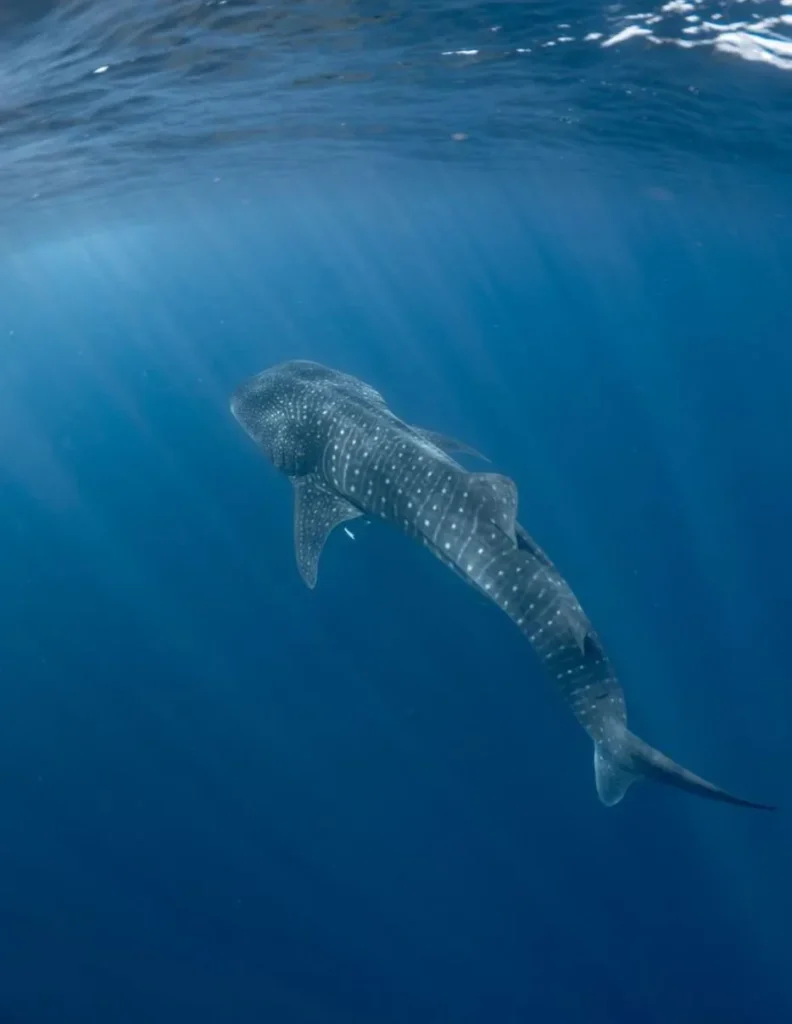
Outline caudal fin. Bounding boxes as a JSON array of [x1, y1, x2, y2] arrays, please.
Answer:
[[593, 723, 775, 811]]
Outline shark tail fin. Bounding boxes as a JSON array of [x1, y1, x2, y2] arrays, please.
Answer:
[[593, 721, 775, 811]]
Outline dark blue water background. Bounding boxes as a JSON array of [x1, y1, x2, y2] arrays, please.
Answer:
[[0, 2, 790, 1022]]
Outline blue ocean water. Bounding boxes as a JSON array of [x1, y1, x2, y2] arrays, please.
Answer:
[[0, 1, 791, 1021]]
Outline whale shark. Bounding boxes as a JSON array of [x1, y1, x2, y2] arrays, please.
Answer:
[[231, 359, 772, 811]]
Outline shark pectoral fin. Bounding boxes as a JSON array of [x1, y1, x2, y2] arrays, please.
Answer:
[[594, 720, 775, 811], [419, 430, 490, 463], [292, 476, 362, 589], [468, 472, 519, 544]]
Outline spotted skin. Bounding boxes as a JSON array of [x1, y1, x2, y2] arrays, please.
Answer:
[[231, 360, 772, 811]]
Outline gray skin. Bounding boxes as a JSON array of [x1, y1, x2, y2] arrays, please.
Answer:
[[231, 359, 772, 811]]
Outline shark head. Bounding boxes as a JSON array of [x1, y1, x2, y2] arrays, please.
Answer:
[[231, 360, 390, 477], [230, 360, 330, 476]]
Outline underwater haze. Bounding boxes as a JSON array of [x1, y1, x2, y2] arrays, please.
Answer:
[[0, 1, 791, 1022]]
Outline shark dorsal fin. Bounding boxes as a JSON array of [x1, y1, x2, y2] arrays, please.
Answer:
[[418, 429, 489, 463], [292, 475, 362, 588], [468, 472, 518, 545], [515, 522, 591, 653], [515, 522, 554, 568]]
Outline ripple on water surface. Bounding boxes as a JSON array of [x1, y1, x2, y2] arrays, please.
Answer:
[[0, 0, 790, 211]]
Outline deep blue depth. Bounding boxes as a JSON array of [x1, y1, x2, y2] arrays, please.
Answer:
[[1, 2, 791, 1022], [0, 177, 789, 1023]]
